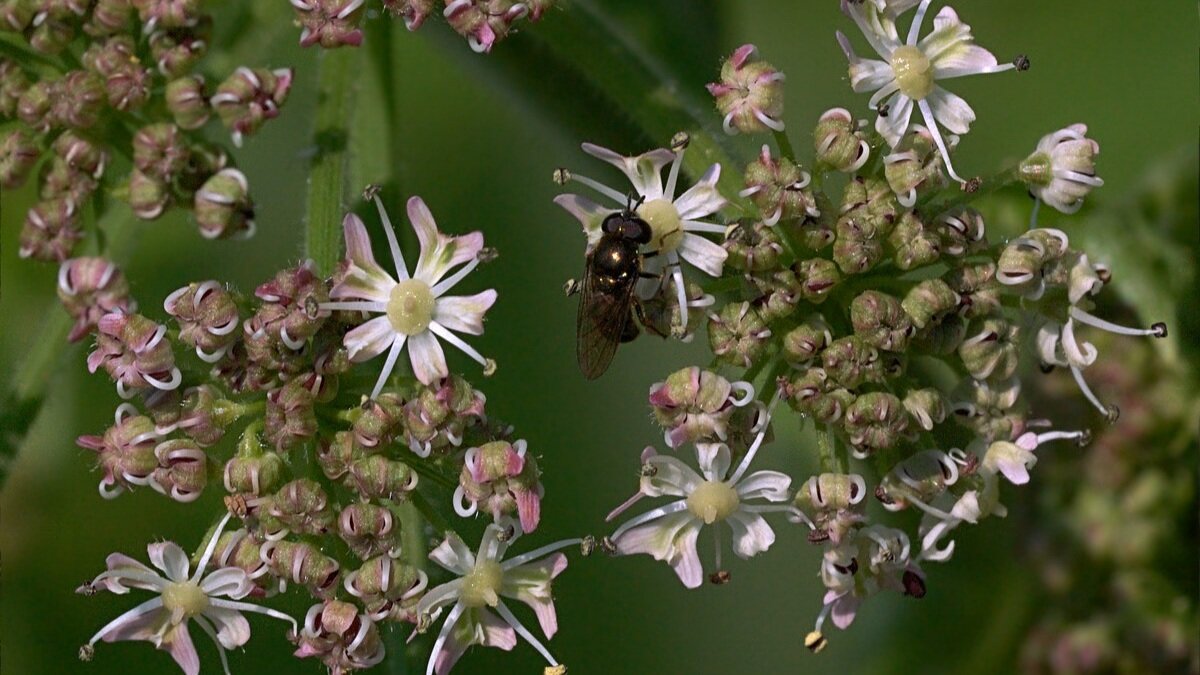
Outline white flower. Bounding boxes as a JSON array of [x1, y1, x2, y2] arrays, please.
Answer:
[[837, 0, 1016, 182], [983, 428, 1088, 486], [79, 513, 296, 675], [605, 420, 794, 589], [417, 522, 580, 675], [322, 193, 497, 397], [554, 142, 728, 331], [1021, 123, 1103, 214]]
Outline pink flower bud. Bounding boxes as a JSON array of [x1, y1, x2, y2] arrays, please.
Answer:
[[649, 367, 752, 448], [383, 0, 434, 30], [165, 74, 210, 129], [347, 455, 417, 501], [19, 197, 82, 262], [706, 44, 785, 135], [291, 600, 385, 671], [76, 405, 161, 498], [254, 261, 330, 349], [148, 16, 211, 76], [265, 378, 318, 450], [57, 257, 134, 342], [85, 0, 135, 36], [268, 478, 333, 535], [132, 122, 190, 179], [337, 503, 400, 559], [262, 541, 341, 598], [88, 312, 180, 398], [149, 438, 207, 502], [164, 280, 239, 361], [458, 439, 543, 532], [211, 67, 293, 146], [194, 167, 254, 238], [444, 0, 529, 53], [291, 0, 365, 48], [132, 0, 201, 30]]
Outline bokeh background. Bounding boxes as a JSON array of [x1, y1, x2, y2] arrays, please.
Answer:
[[2, 1, 1197, 673]]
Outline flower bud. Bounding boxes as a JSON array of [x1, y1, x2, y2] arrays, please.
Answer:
[[945, 263, 1000, 319], [794, 472, 867, 544], [884, 124, 950, 207], [935, 207, 986, 257], [833, 220, 883, 275], [76, 406, 161, 497], [194, 167, 254, 238], [344, 556, 423, 621], [223, 449, 287, 496], [58, 257, 134, 342], [160, 74, 211, 129], [149, 438, 207, 502], [292, 600, 385, 671], [265, 379, 318, 450], [0, 59, 31, 117], [351, 392, 405, 449], [708, 302, 771, 368], [0, 128, 39, 188], [347, 455, 417, 501], [851, 291, 913, 352], [458, 439, 544, 532], [707, 43, 785, 135], [794, 257, 842, 303], [782, 368, 855, 424], [291, 0, 365, 48], [163, 281, 239, 361], [844, 392, 908, 456], [641, 275, 713, 340], [740, 144, 817, 225], [444, 0, 529, 53], [1020, 123, 1103, 213], [254, 261, 330, 349], [997, 228, 1069, 297], [902, 279, 959, 330], [782, 318, 832, 365], [822, 336, 882, 389], [338, 503, 400, 560], [723, 219, 782, 272], [28, 15, 75, 54], [54, 71, 106, 128], [85, 0, 134, 36], [959, 317, 1020, 381], [813, 108, 869, 172], [132, 123, 190, 180], [649, 367, 753, 448], [52, 130, 107, 180], [0, 3, 34, 33], [887, 211, 941, 270], [19, 197, 82, 261], [263, 541, 341, 598], [82, 36, 151, 110], [317, 431, 355, 480], [402, 375, 486, 456], [39, 157, 96, 204], [383, 0, 434, 30], [748, 269, 800, 322], [16, 80, 56, 131], [212, 67, 293, 145], [840, 176, 898, 237], [268, 478, 333, 535], [903, 388, 946, 431], [88, 312, 181, 397], [147, 16, 211, 76]]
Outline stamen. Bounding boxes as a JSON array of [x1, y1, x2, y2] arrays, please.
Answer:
[[193, 616, 233, 675], [193, 512, 235, 581], [917, 99, 966, 183], [664, 147, 684, 201], [1069, 307, 1166, 338], [569, 172, 629, 206], [610, 500, 688, 542], [369, 335, 405, 400], [370, 191, 411, 281], [501, 537, 584, 571], [1069, 366, 1119, 422], [495, 601, 560, 666], [428, 322, 489, 366]]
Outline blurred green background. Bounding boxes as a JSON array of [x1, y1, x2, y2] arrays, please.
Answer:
[[2, 1, 1197, 674]]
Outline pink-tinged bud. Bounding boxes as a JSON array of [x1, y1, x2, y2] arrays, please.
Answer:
[[291, 0, 365, 48], [51, 130, 107, 180], [935, 207, 986, 258], [194, 167, 254, 238], [254, 261, 330, 349], [211, 67, 292, 146], [839, 176, 898, 238], [132, 0, 201, 30], [318, 431, 356, 480], [338, 503, 400, 559], [127, 169, 171, 220], [291, 600, 385, 671], [147, 17, 211, 76], [76, 405, 161, 498], [883, 125, 949, 207], [85, 0, 134, 36], [724, 220, 782, 273], [0, 59, 31, 118], [19, 197, 82, 262], [946, 263, 1000, 320], [213, 528, 280, 594], [224, 451, 286, 496], [822, 336, 883, 389], [794, 473, 867, 545], [833, 221, 883, 275], [403, 375, 486, 456], [81, 36, 151, 110], [28, 15, 75, 54], [347, 455, 417, 501], [265, 379, 318, 450], [708, 302, 771, 368], [53, 71, 106, 129], [707, 44, 785, 135], [149, 438, 207, 502], [751, 269, 800, 323], [903, 388, 946, 432], [814, 108, 870, 172], [887, 212, 940, 271], [959, 317, 1021, 381], [850, 291, 913, 352], [0, 128, 40, 189], [458, 439, 543, 532], [165, 75, 210, 129], [57, 257, 134, 342], [783, 368, 856, 424], [164, 280, 239, 361], [39, 156, 98, 204], [262, 541, 341, 598], [443, 0, 529, 53], [382, 0, 434, 30], [902, 279, 959, 330], [344, 556, 424, 623], [177, 385, 241, 446], [843, 392, 908, 456], [352, 393, 405, 449], [649, 367, 753, 449], [16, 80, 55, 131], [782, 318, 832, 365], [88, 312, 181, 398], [741, 144, 817, 225], [268, 478, 333, 535], [133, 122, 190, 180], [794, 257, 842, 303]]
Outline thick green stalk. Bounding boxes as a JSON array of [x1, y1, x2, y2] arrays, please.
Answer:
[[304, 47, 361, 275]]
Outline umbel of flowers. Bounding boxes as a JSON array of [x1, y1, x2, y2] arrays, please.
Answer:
[[554, 0, 1167, 655], [72, 190, 582, 674], [0, 0, 295, 268]]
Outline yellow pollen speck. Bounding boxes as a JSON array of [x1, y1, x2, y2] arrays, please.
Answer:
[[890, 45, 934, 100], [637, 198, 684, 253], [387, 279, 435, 336], [686, 480, 740, 524]]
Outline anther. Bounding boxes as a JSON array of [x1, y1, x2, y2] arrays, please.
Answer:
[[599, 536, 617, 555], [709, 570, 731, 585], [1151, 322, 1168, 338], [1013, 54, 1031, 71], [79, 645, 95, 662], [563, 279, 581, 296], [476, 246, 499, 263], [963, 177, 982, 193], [1104, 404, 1120, 424], [483, 359, 497, 377], [362, 184, 382, 200], [552, 168, 571, 185], [670, 131, 691, 153], [580, 535, 597, 557], [805, 631, 827, 653]]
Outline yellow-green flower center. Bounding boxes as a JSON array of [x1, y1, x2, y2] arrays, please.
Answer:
[[890, 45, 934, 100], [637, 198, 684, 253], [162, 581, 209, 619], [459, 560, 504, 608], [686, 480, 740, 524], [387, 279, 435, 336]]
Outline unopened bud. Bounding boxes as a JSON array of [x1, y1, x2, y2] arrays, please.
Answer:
[[708, 302, 771, 368], [706, 44, 785, 135], [814, 108, 869, 172], [194, 168, 254, 239]]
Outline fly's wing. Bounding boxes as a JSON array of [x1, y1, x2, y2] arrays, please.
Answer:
[[576, 261, 636, 380]]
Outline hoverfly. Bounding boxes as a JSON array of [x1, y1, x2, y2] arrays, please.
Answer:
[[575, 200, 667, 379]]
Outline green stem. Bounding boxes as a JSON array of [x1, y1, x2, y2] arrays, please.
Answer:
[[304, 47, 361, 274], [773, 129, 796, 163], [815, 424, 846, 473], [919, 165, 1020, 217]]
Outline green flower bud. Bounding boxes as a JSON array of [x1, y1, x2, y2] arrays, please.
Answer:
[[29, 16, 75, 54], [194, 167, 254, 238], [54, 71, 105, 128], [265, 379, 318, 450], [165, 75, 210, 129], [0, 128, 39, 189], [794, 258, 842, 303], [150, 439, 208, 502], [133, 122, 190, 181], [888, 211, 941, 270], [348, 455, 417, 501], [822, 335, 882, 389], [844, 392, 908, 456], [813, 108, 869, 172], [724, 219, 782, 272], [833, 225, 883, 275], [317, 431, 356, 480], [16, 79, 55, 131], [707, 44, 786, 135], [128, 169, 171, 220], [0, 59, 31, 117], [148, 17, 211, 77], [914, 314, 968, 355], [935, 207, 987, 257], [902, 279, 959, 329], [839, 175, 898, 237], [85, 0, 134, 36], [903, 388, 946, 431], [851, 290, 913, 351], [959, 317, 1021, 381], [223, 450, 286, 496], [782, 317, 832, 365], [741, 144, 818, 224], [262, 540, 340, 597], [794, 472, 867, 544], [212, 66, 293, 146], [19, 197, 82, 261], [708, 302, 771, 368], [750, 269, 800, 322], [946, 263, 1001, 319], [650, 367, 751, 448], [338, 503, 401, 560], [883, 125, 949, 207], [268, 478, 334, 535], [346, 556, 422, 622]]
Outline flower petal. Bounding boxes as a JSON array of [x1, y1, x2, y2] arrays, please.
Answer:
[[875, 93, 914, 147], [429, 532, 475, 575], [727, 509, 776, 558], [433, 290, 497, 336], [343, 315, 397, 362], [642, 448, 704, 498], [408, 196, 484, 286], [200, 567, 253, 599], [581, 143, 674, 201], [552, 193, 609, 248], [501, 553, 567, 637], [677, 233, 727, 277], [331, 213, 394, 302], [615, 510, 704, 589], [147, 541, 190, 582], [695, 442, 732, 482], [735, 470, 792, 502], [407, 329, 448, 385], [927, 86, 976, 135], [162, 623, 201, 675], [204, 606, 251, 649], [831, 593, 861, 630], [673, 165, 726, 220]]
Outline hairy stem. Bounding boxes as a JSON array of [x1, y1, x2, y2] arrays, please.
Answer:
[[304, 47, 361, 275]]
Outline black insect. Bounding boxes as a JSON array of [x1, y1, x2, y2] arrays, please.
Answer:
[[576, 206, 662, 379]]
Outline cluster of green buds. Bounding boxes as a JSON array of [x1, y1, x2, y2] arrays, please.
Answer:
[[554, 2, 1172, 656], [289, 0, 556, 52], [0, 0, 292, 264]]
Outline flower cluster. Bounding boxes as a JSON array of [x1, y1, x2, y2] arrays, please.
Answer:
[[551, 0, 1169, 656], [73, 191, 582, 674], [0, 1, 293, 265], [289, 0, 556, 52]]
